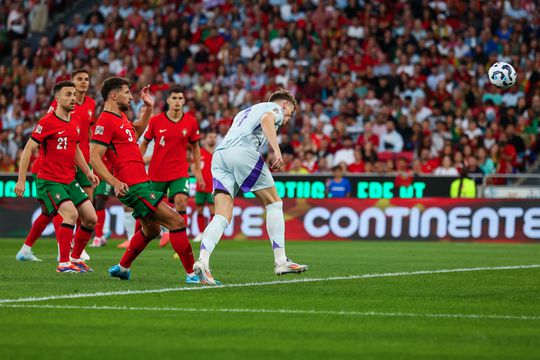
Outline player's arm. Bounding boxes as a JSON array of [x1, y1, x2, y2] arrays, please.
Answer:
[[132, 85, 154, 138], [15, 138, 40, 197], [139, 137, 151, 163], [261, 112, 283, 170], [75, 143, 99, 188], [90, 143, 129, 197], [191, 142, 205, 191]]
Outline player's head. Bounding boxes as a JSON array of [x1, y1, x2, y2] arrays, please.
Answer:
[[205, 130, 217, 148], [101, 77, 132, 111], [167, 86, 185, 111], [269, 89, 297, 125], [53, 81, 77, 112], [71, 69, 90, 94]]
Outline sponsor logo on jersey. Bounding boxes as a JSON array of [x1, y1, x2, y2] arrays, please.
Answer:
[[58, 130, 65, 134], [35, 125, 43, 134], [88, 110, 93, 117], [95, 125, 104, 135], [159, 129, 167, 133]]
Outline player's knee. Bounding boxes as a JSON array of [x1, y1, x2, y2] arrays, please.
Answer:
[[83, 213, 98, 229], [143, 223, 161, 239], [174, 197, 187, 211], [62, 211, 78, 224]]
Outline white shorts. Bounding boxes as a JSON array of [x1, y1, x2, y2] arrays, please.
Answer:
[[212, 147, 275, 197]]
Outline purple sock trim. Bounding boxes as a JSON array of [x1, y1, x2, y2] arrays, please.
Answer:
[[272, 241, 282, 249]]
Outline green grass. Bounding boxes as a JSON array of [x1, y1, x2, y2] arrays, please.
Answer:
[[0, 238, 539, 359]]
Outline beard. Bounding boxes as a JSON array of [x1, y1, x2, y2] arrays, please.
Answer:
[[118, 102, 129, 112]]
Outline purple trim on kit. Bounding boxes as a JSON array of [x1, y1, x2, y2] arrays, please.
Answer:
[[200, 242, 207, 251], [212, 178, 230, 195], [272, 241, 282, 249], [240, 156, 264, 193]]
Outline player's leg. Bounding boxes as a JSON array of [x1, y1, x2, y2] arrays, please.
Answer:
[[71, 199, 98, 271], [151, 201, 195, 278], [56, 200, 83, 273], [253, 186, 308, 275], [91, 180, 110, 247], [16, 202, 50, 262], [120, 205, 135, 248], [171, 178, 189, 225], [194, 195, 206, 242]]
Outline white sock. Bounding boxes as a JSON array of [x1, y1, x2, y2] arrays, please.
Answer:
[[266, 201, 287, 265], [59, 261, 70, 267], [21, 244, 32, 252], [200, 214, 229, 267], [123, 211, 135, 240], [119, 264, 129, 272]]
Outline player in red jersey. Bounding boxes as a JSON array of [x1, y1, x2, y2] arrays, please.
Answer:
[[16, 70, 96, 261], [193, 130, 217, 243], [139, 86, 204, 247], [50, 69, 96, 199], [15, 81, 99, 273], [90, 77, 198, 283]]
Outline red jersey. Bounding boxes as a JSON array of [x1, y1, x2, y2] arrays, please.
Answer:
[[50, 96, 95, 162], [91, 111, 149, 186], [144, 112, 200, 182], [198, 147, 213, 193], [31, 112, 81, 184], [31, 156, 41, 174]]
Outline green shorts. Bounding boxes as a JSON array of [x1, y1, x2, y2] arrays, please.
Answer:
[[151, 178, 190, 202], [75, 165, 92, 188], [119, 181, 165, 219], [94, 180, 113, 197], [33, 174, 44, 202], [37, 178, 89, 215], [195, 191, 214, 205]]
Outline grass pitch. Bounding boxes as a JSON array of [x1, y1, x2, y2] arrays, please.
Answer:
[[0, 238, 539, 359]]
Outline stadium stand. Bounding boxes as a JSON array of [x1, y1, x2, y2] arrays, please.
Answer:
[[0, 0, 539, 180]]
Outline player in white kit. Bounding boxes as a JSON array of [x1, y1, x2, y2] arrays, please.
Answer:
[[193, 89, 308, 285]]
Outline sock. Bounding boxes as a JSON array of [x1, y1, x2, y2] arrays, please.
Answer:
[[58, 223, 75, 263], [71, 225, 94, 260], [199, 214, 229, 267], [21, 244, 32, 252], [76, 218, 81, 231], [24, 213, 52, 247], [170, 228, 194, 274], [124, 211, 136, 241], [119, 230, 152, 268], [95, 209, 105, 237], [53, 215, 63, 234], [266, 202, 287, 265], [178, 210, 188, 227], [135, 219, 141, 233], [197, 213, 206, 234]]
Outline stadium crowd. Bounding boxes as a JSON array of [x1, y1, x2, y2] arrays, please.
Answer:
[[1, 0, 540, 181]]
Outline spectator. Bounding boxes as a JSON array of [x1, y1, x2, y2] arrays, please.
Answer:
[[434, 155, 459, 176], [327, 166, 351, 198], [379, 121, 404, 153]]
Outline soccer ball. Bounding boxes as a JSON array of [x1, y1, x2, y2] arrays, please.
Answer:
[[488, 62, 517, 89]]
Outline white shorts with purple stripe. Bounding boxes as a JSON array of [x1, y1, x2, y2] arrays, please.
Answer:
[[211, 147, 275, 198]]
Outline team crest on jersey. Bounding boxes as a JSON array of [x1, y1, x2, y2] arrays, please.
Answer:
[[35, 125, 43, 134], [182, 128, 188, 136], [95, 125, 104, 135], [55, 193, 61, 200], [150, 193, 156, 199]]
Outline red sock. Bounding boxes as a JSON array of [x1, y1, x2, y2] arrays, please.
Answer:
[[71, 225, 93, 259], [178, 211, 188, 227], [24, 213, 52, 247], [58, 223, 75, 263], [170, 228, 194, 273], [95, 209, 105, 237], [76, 218, 81, 231], [53, 215, 63, 234], [134, 219, 141, 233], [119, 230, 152, 268], [197, 213, 206, 234]]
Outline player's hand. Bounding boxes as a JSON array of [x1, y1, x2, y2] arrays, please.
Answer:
[[271, 153, 284, 170], [114, 181, 129, 198], [14, 180, 25, 198], [196, 173, 205, 191], [140, 85, 154, 107], [87, 172, 100, 188]]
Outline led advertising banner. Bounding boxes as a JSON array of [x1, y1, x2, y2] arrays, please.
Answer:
[[1, 198, 538, 241]]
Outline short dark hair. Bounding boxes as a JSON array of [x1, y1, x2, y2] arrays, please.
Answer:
[[71, 68, 89, 78], [101, 77, 130, 100], [268, 89, 297, 109], [53, 81, 75, 95], [168, 85, 185, 97]]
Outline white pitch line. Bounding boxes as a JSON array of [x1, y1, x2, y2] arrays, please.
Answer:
[[0, 303, 538, 321], [0, 264, 538, 304]]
